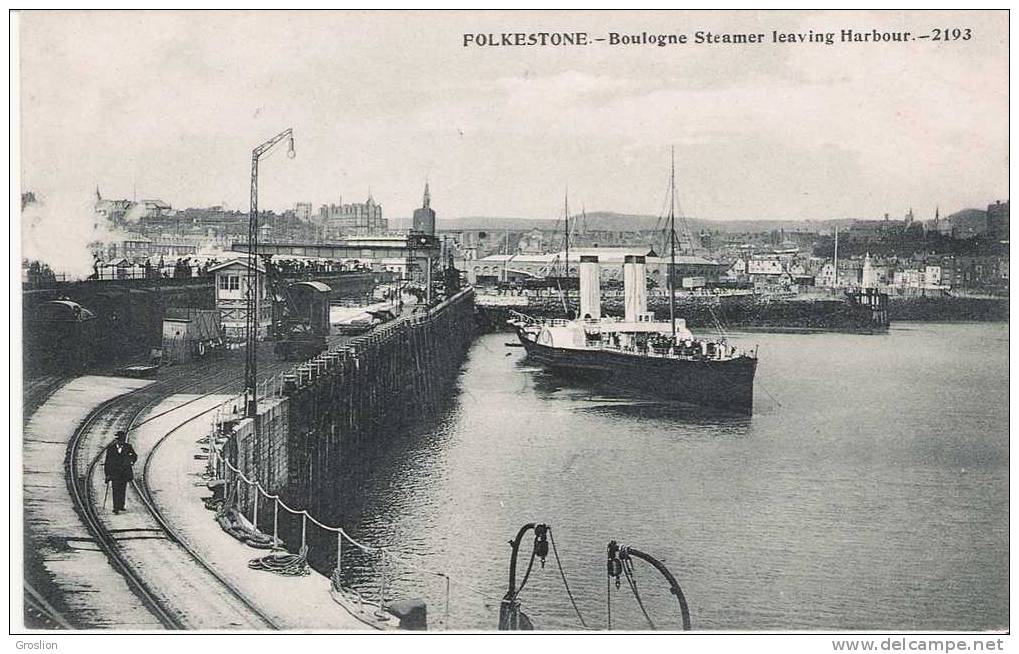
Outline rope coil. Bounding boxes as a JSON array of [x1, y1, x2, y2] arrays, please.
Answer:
[[248, 545, 311, 576]]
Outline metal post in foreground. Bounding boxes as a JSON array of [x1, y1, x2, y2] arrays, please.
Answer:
[[273, 499, 279, 546], [498, 522, 548, 630], [244, 127, 295, 419], [606, 541, 691, 631]]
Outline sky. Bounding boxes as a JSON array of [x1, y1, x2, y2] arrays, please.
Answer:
[[18, 10, 1009, 224]]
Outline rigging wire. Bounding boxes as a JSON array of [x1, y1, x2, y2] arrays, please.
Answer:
[[658, 154, 696, 256], [606, 571, 612, 631], [548, 528, 591, 629], [757, 354, 785, 409], [514, 547, 538, 598], [706, 301, 729, 339], [622, 556, 656, 630], [653, 166, 673, 233]]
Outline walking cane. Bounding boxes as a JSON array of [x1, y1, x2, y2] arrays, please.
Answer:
[[103, 480, 110, 510]]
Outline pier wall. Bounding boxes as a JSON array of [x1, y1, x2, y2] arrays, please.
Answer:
[[230, 288, 477, 516], [231, 398, 292, 511]]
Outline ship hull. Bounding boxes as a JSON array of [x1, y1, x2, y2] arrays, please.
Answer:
[[516, 329, 757, 414]]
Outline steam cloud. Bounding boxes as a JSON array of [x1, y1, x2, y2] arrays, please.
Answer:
[[21, 187, 109, 280]]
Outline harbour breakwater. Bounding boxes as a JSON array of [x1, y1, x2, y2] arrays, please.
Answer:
[[886, 295, 1008, 322], [476, 293, 1008, 334], [477, 294, 886, 333], [226, 287, 477, 523]]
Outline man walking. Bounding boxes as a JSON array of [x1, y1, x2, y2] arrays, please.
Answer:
[[104, 430, 137, 514]]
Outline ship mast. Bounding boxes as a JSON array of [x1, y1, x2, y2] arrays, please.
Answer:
[[833, 225, 839, 286], [564, 186, 570, 281], [669, 146, 677, 337]]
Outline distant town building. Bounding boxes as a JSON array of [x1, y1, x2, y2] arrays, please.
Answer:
[[318, 193, 387, 238], [411, 183, 436, 236], [923, 265, 942, 287], [295, 202, 313, 222], [987, 200, 1009, 241], [94, 188, 132, 230], [91, 233, 152, 262], [846, 213, 907, 243], [466, 247, 722, 286], [135, 199, 173, 219], [90, 187, 209, 262], [837, 259, 864, 286], [927, 206, 951, 236], [94, 188, 174, 236], [726, 258, 747, 278], [892, 269, 922, 287], [517, 228, 549, 255], [746, 258, 784, 277], [815, 262, 837, 288]]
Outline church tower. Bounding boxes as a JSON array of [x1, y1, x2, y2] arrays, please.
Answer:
[[412, 182, 436, 235]]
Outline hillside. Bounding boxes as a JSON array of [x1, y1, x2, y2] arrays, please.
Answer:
[[389, 216, 559, 231], [391, 211, 856, 234], [944, 208, 988, 232]]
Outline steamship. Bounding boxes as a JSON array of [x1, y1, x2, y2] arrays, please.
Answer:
[[510, 153, 758, 414], [511, 255, 758, 413]]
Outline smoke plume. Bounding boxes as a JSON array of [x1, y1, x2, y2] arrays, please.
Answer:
[[21, 187, 108, 280]]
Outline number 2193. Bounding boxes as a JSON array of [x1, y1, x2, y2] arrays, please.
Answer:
[[932, 28, 972, 41]]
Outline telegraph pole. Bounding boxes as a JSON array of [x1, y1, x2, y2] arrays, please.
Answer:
[[244, 128, 295, 418]]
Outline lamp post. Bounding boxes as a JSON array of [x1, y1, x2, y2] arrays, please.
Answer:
[[244, 128, 295, 418]]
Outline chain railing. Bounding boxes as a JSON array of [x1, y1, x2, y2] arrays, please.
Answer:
[[204, 386, 499, 630]]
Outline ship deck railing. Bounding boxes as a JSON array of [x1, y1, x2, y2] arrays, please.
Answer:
[[588, 341, 753, 362]]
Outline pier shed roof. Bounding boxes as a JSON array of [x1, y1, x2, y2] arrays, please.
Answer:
[[207, 257, 266, 274]]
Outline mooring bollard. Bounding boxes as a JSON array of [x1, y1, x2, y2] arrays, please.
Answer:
[[273, 499, 279, 546], [336, 531, 343, 576], [444, 575, 451, 628], [301, 513, 307, 550], [374, 555, 391, 620]]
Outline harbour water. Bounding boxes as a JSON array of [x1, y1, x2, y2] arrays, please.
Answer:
[[323, 322, 1007, 631]]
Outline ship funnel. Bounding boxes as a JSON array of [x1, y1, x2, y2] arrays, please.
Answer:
[[623, 255, 647, 322], [579, 255, 601, 319]]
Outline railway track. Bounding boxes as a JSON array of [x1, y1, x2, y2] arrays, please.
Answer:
[[133, 398, 283, 629], [64, 366, 280, 630], [66, 388, 180, 627]]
